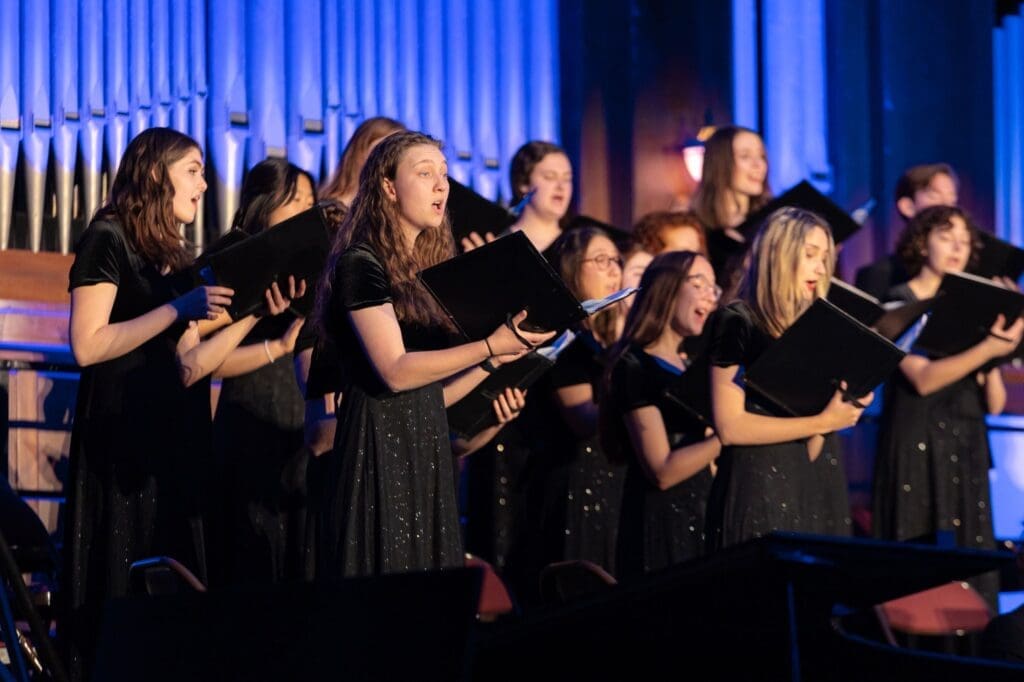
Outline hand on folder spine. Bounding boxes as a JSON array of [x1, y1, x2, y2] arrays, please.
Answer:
[[484, 310, 557, 362], [460, 230, 497, 253], [820, 380, 874, 431], [262, 275, 307, 317]]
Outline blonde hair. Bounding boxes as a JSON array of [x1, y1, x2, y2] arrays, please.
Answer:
[[738, 207, 834, 338]]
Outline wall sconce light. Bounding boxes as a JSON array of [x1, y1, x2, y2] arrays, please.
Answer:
[[681, 125, 716, 182]]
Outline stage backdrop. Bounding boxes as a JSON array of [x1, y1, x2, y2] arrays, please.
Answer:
[[0, 0, 560, 253]]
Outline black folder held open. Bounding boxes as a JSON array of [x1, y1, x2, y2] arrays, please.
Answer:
[[446, 331, 576, 439], [971, 230, 1024, 282], [742, 299, 906, 418], [912, 270, 1024, 358], [826, 278, 932, 342], [194, 206, 331, 319], [419, 230, 635, 339], [735, 180, 863, 244]]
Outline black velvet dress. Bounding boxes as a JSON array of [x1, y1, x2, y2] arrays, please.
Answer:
[[545, 331, 625, 574], [704, 301, 822, 550], [609, 346, 714, 581], [872, 283, 998, 604], [63, 219, 213, 679], [317, 242, 462, 577], [209, 314, 312, 586]]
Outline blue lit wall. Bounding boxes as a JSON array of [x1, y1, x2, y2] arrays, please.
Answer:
[[0, 0, 560, 252]]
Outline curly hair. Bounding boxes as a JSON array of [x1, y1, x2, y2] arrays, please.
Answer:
[[738, 207, 834, 338], [94, 127, 199, 272], [314, 131, 456, 336], [632, 210, 707, 255], [547, 225, 622, 347], [691, 126, 772, 229], [319, 117, 405, 205], [895, 205, 980, 277], [232, 157, 316, 235], [509, 140, 568, 204]]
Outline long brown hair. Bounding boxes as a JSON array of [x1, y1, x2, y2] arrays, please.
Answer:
[[691, 125, 771, 229], [319, 116, 405, 204], [94, 127, 199, 272], [314, 131, 456, 335], [737, 207, 834, 338], [548, 225, 622, 347], [600, 250, 702, 463]]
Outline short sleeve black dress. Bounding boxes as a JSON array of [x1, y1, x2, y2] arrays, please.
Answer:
[[872, 283, 998, 605], [317, 242, 463, 577], [63, 219, 213, 678], [609, 346, 714, 581], [704, 301, 822, 550]]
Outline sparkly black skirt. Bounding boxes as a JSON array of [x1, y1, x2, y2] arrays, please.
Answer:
[[616, 462, 713, 581], [704, 438, 816, 551], [316, 381, 463, 577]]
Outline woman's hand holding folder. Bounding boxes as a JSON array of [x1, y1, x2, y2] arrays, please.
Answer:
[[484, 310, 556, 364], [817, 381, 874, 432]]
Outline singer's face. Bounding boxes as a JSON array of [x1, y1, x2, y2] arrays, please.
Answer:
[[390, 144, 449, 233], [673, 255, 717, 337], [268, 174, 315, 228], [796, 226, 831, 302], [579, 235, 622, 300], [168, 147, 207, 224], [924, 216, 971, 275], [730, 131, 767, 198], [524, 153, 572, 221]]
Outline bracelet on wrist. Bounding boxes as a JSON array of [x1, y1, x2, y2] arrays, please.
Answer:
[[483, 337, 496, 357], [263, 339, 276, 364]]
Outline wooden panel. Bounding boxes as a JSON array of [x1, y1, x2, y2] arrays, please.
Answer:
[[0, 250, 74, 304]]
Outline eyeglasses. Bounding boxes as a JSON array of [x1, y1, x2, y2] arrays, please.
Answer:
[[686, 274, 723, 301], [582, 254, 624, 271]]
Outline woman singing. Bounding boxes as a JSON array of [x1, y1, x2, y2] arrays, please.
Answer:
[[313, 131, 551, 577]]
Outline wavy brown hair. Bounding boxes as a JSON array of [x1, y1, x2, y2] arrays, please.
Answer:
[[314, 131, 456, 336], [691, 125, 771, 229], [895, 205, 980, 277], [94, 127, 199, 272], [600, 250, 702, 462], [548, 225, 622, 347], [319, 116, 405, 205], [737, 207, 834, 338]]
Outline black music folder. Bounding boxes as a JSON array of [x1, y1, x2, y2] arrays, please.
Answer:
[[913, 270, 1024, 358], [971, 230, 1024, 282], [662, 358, 713, 430], [419, 230, 636, 339], [447, 177, 517, 248], [736, 180, 862, 244], [195, 206, 330, 319], [446, 331, 575, 438], [826, 278, 932, 342], [743, 298, 906, 417]]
